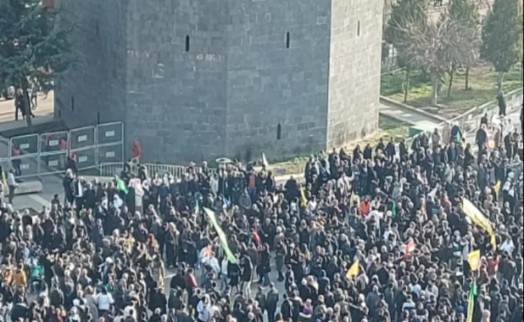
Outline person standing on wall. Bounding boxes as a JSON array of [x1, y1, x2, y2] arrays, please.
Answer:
[[497, 91, 507, 117], [7, 169, 19, 204]]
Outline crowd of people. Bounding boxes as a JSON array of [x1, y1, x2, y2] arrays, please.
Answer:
[[0, 109, 522, 322]]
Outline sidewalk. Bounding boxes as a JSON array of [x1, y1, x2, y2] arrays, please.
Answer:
[[379, 100, 443, 131], [380, 90, 523, 135]]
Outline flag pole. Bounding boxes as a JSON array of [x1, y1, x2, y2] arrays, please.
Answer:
[[466, 274, 477, 322]]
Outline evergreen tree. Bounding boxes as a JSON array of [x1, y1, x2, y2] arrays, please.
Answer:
[[0, 0, 73, 128], [384, 0, 429, 102], [480, 0, 521, 91]]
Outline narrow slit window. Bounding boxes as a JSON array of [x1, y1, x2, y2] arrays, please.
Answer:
[[286, 32, 290, 48], [277, 123, 282, 140], [357, 21, 360, 36], [185, 35, 190, 52], [71, 96, 75, 112]]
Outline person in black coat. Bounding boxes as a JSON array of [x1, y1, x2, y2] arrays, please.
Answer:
[[385, 138, 396, 160], [227, 260, 241, 294], [280, 294, 293, 321], [284, 177, 299, 204], [240, 255, 253, 298], [149, 287, 167, 315], [62, 170, 75, 205], [475, 125, 488, 152], [266, 283, 279, 322], [66, 154, 78, 175], [497, 92, 507, 116], [10, 300, 29, 321]]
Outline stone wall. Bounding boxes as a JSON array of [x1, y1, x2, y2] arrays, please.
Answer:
[[326, 0, 383, 149], [124, 0, 228, 163], [56, 0, 383, 164], [55, 0, 127, 128], [224, 0, 331, 162]]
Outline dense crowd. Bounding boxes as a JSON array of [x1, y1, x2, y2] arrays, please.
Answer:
[[0, 113, 522, 322]]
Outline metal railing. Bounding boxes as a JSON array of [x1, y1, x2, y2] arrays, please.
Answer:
[[449, 88, 523, 135], [98, 162, 202, 179], [4, 122, 124, 179]]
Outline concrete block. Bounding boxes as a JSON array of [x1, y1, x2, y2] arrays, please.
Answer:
[[15, 180, 43, 195]]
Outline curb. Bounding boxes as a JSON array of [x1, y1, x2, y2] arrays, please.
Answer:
[[379, 112, 418, 126], [379, 96, 448, 123]]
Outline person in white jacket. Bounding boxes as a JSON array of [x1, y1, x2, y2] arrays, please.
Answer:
[[97, 287, 114, 316], [220, 258, 228, 293], [197, 295, 211, 322]]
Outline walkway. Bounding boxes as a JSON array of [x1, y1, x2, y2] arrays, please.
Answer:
[[380, 90, 523, 134], [0, 91, 54, 124], [379, 98, 445, 131]]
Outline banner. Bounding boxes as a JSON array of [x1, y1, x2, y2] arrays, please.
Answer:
[[468, 250, 480, 271], [462, 198, 497, 249], [203, 208, 238, 264], [346, 260, 359, 278]]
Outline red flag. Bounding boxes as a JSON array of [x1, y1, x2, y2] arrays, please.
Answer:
[[404, 240, 416, 258], [252, 231, 261, 246]]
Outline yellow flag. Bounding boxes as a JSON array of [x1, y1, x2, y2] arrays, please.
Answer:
[[493, 181, 501, 198], [468, 250, 481, 271], [300, 187, 308, 207], [462, 198, 497, 249], [346, 260, 359, 278]]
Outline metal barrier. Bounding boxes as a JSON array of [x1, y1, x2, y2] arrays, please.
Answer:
[[146, 164, 187, 178], [98, 162, 125, 177], [10, 134, 39, 156], [6, 122, 125, 179], [39, 131, 68, 175], [9, 134, 39, 179], [98, 162, 195, 179], [96, 122, 124, 165], [69, 126, 97, 171], [11, 154, 40, 179]]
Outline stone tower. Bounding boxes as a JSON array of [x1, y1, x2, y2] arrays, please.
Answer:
[[56, 0, 383, 163]]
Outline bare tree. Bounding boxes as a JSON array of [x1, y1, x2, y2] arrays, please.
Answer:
[[398, 14, 466, 106], [448, 0, 481, 93]]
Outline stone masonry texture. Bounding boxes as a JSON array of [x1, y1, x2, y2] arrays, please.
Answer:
[[56, 0, 383, 164]]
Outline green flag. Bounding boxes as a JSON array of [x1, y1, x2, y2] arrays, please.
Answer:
[[116, 178, 128, 194], [203, 208, 238, 264], [391, 202, 397, 218], [31, 265, 43, 278], [455, 131, 461, 142], [466, 281, 477, 322]]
